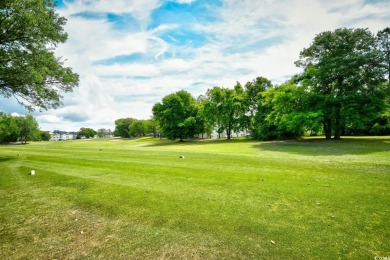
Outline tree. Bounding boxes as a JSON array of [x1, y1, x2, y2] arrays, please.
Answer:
[[129, 120, 147, 137], [152, 90, 200, 141], [148, 118, 160, 138], [0, 0, 79, 111], [77, 127, 96, 139], [243, 76, 272, 133], [253, 83, 322, 140], [0, 112, 19, 143], [205, 84, 244, 140], [0, 113, 41, 143], [97, 128, 112, 138], [113, 118, 136, 138], [197, 95, 214, 138], [17, 114, 39, 143], [97, 128, 107, 138], [377, 27, 390, 85], [39, 130, 51, 141], [295, 28, 387, 139]]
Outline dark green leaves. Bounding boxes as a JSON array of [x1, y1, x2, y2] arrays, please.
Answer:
[[152, 90, 200, 141], [0, 0, 78, 110]]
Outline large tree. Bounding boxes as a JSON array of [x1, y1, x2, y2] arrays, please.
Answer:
[[0, 113, 39, 143], [113, 118, 136, 138], [204, 84, 244, 140], [152, 90, 200, 141], [377, 27, 390, 85], [253, 83, 322, 140], [17, 114, 39, 143], [295, 28, 387, 139], [0, 0, 79, 111], [0, 112, 19, 143], [243, 76, 272, 134]]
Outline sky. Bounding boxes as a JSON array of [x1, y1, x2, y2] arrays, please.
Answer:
[[1, 0, 389, 131]]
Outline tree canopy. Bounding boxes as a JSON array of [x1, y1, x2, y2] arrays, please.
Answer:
[[203, 84, 245, 140], [77, 127, 96, 139], [152, 90, 200, 141], [0, 0, 79, 111], [295, 28, 388, 139], [0, 113, 39, 143], [129, 27, 390, 141]]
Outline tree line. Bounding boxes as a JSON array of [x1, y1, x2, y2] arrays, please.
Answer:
[[0, 112, 46, 143], [0, 112, 115, 143], [149, 28, 389, 141], [113, 118, 159, 138]]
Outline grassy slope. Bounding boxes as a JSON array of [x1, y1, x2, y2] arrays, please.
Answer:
[[0, 137, 389, 259]]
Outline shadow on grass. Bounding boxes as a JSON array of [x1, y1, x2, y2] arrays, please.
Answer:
[[252, 137, 390, 156], [0, 156, 15, 163], [143, 138, 252, 147]]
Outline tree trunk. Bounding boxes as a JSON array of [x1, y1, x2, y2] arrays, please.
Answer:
[[226, 127, 231, 140], [333, 105, 341, 140], [323, 119, 332, 140]]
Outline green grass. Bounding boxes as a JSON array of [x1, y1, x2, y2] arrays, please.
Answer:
[[0, 137, 389, 259]]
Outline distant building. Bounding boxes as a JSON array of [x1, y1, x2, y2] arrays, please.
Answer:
[[49, 131, 77, 141]]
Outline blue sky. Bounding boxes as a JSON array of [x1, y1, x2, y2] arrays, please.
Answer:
[[1, 0, 389, 131]]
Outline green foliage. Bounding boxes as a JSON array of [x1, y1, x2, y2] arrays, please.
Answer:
[[152, 90, 200, 141], [253, 84, 322, 140], [39, 130, 51, 141], [0, 113, 39, 143], [0, 113, 20, 143], [243, 76, 272, 132], [0, 0, 79, 110], [296, 28, 387, 139], [123, 28, 388, 141], [204, 84, 245, 139], [113, 118, 136, 138], [128, 120, 148, 137], [77, 127, 96, 139], [17, 114, 39, 143], [97, 128, 112, 138], [377, 27, 390, 85]]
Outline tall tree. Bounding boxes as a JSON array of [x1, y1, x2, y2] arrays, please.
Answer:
[[0, 112, 19, 143], [129, 120, 147, 137], [377, 27, 390, 85], [243, 76, 272, 133], [205, 84, 244, 140], [17, 114, 39, 143], [152, 90, 200, 141], [254, 83, 322, 140], [113, 118, 136, 138], [0, 0, 79, 110], [295, 28, 387, 139], [197, 95, 214, 139]]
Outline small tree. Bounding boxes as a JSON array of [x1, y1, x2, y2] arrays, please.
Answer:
[[77, 127, 96, 139], [39, 131, 51, 141]]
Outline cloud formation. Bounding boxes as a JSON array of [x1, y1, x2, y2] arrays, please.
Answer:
[[2, 0, 389, 131]]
